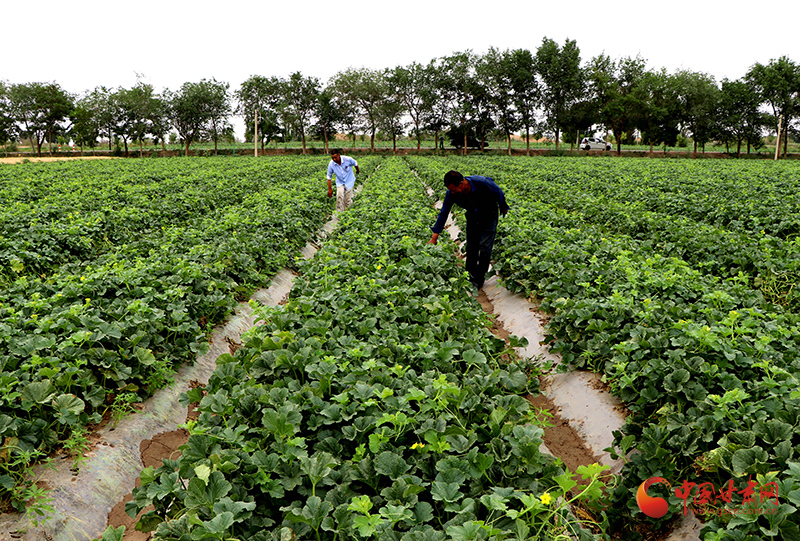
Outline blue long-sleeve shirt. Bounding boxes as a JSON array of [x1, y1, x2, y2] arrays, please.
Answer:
[[430, 175, 509, 234]]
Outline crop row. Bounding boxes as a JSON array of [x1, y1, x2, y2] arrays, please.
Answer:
[[121, 157, 609, 540], [489, 157, 800, 311], [0, 157, 381, 511], [406, 156, 800, 540], [502, 158, 800, 240], [411, 156, 800, 309]]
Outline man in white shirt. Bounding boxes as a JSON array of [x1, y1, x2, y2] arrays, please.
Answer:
[[326, 149, 359, 211]]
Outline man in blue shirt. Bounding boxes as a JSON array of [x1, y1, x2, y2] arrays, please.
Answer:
[[428, 170, 509, 289], [326, 149, 359, 211]]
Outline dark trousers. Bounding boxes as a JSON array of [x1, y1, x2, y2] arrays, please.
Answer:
[[465, 218, 497, 288]]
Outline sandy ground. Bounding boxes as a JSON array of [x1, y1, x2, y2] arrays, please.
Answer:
[[0, 156, 115, 164]]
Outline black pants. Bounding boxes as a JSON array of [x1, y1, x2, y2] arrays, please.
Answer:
[[465, 218, 497, 289]]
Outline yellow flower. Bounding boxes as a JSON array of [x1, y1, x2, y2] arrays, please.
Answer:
[[540, 492, 552, 505], [411, 443, 426, 450]]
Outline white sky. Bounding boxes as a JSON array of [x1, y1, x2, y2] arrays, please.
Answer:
[[4, 0, 799, 139]]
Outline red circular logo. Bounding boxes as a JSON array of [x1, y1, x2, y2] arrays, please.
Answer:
[[636, 477, 671, 518]]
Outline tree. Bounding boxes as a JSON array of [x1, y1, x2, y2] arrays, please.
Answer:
[[112, 81, 159, 156], [7, 82, 73, 156], [480, 48, 521, 155], [559, 99, 597, 150], [79, 86, 115, 150], [203, 79, 232, 155], [235, 75, 283, 152], [507, 48, 540, 155], [637, 69, 681, 151], [390, 62, 435, 151], [330, 67, 387, 151], [674, 70, 719, 154], [747, 56, 800, 157], [328, 78, 361, 150], [147, 93, 171, 152], [587, 54, 647, 154], [314, 86, 345, 153], [716, 78, 763, 156], [281, 72, 320, 154], [535, 37, 584, 150], [426, 56, 457, 151], [0, 81, 17, 152], [70, 94, 102, 151], [167, 79, 231, 155], [376, 77, 407, 153], [442, 51, 482, 154]]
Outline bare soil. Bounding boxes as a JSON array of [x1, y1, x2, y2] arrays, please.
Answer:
[[0, 156, 114, 164], [475, 290, 600, 479]]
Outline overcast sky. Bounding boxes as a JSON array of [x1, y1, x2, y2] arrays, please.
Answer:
[[4, 0, 798, 138]]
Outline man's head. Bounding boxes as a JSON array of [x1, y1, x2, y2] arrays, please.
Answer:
[[330, 149, 342, 165], [444, 170, 470, 194]]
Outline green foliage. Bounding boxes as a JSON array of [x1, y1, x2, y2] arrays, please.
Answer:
[[411, 155, 800, 539], [0, 156, 383, 509], [125, 157, 607, 540]]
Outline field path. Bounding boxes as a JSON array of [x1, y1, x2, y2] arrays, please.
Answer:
[[436, 200, 704, 541]]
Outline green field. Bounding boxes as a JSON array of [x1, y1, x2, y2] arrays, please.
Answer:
[[2, 156, 799, 540]]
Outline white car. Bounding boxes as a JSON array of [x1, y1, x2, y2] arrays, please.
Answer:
[[581, 137, 612, 151]]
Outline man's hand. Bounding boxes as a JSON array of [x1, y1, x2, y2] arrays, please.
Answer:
[[355, 166, 360, 175], [327, 188, 333, 198], [428, 233, 439, 245]]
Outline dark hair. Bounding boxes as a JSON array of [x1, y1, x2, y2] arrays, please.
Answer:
[[443, 170, 463, 187], [330, 148, 341, 156]]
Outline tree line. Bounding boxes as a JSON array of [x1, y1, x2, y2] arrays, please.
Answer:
[[1, 39, 798, 157]]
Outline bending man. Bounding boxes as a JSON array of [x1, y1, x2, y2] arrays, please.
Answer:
[[326, 149, 359, 211], [428, 170, 509, 289]]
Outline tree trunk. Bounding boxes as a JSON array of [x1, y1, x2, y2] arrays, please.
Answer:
[[526, 126, 530, 156]]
